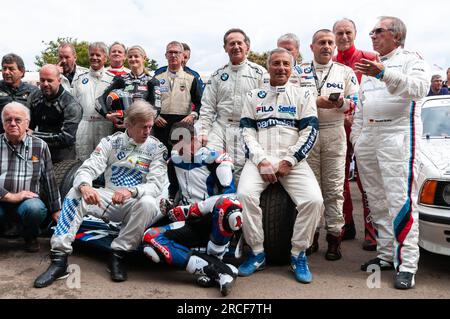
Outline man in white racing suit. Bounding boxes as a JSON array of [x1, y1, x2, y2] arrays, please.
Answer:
[[351, 16, 430, 289], [199, 28, 267, 182], [238, 48, 323, 283], [34, 101, 167, 288], [72, 42, 114, 160], [298, 29, 359, 261]]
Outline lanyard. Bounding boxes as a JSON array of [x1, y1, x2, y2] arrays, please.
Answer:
[[311, 62, 333, 96]]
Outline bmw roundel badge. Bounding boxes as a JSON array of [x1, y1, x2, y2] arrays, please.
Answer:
[[221, 73, 229, 81], [257, 90, 267, 99], [82, 78, 89, 85]]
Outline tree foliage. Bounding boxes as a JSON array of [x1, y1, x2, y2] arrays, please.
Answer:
[[247, 51, 270, 68], [34, 37, 158, 71]]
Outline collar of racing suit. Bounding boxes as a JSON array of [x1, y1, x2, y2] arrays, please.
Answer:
[[337, 45, 356, 63], [89, 67, 105, 80], [229, 59, 247, 72], [268, 84, 288, 94], [124, 130, 141, 146], [380, 47, 400, 62], [313, 59, 333, 71]]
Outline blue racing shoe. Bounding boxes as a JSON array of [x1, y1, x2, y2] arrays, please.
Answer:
[[238, 251, 265, 277], [291, 251, 312, 283]]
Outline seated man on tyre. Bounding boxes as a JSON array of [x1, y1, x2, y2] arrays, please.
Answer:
[[34, 100, 167, 288], [0, 102, 61, 252], [27, 64, 82, 163], [238, 48, 324, 283]]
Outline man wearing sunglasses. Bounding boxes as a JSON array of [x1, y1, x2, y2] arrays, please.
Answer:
[[352, 16, 430, 289]]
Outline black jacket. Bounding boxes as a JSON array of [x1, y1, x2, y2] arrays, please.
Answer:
[[27, 86, 82, 162]]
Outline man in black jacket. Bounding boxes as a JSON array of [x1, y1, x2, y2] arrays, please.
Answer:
[[0, 53, 38, 133], [27, 64, 82, 162]]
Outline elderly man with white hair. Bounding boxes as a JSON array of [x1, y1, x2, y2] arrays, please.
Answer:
[[34, 100, 167, 288], [0, 102, 60, 252]]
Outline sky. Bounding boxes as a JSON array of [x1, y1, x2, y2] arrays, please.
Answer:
[[1, 0, 449, 77]]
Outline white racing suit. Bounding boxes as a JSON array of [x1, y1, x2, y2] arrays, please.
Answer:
[[60, 65, 89, 94], [51, 132, 168, 254], [72, 68, 114, 161], [199, 59, 267, 181], [350, 48, 430, 273], [238, 84, 324, 256], [299, 60, 359, 236]]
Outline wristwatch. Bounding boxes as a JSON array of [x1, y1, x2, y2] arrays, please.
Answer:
[[127, 187, 138, 198]]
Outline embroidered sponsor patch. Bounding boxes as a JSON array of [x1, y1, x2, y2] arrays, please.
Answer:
[[221, 73, 229, 81], [82, 78, 89, 85], [257, 90, 267, 98]]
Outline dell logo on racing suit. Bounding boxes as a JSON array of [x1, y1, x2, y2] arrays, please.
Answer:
[[256, 105, 274, 113], [326, 83, 344, 90]]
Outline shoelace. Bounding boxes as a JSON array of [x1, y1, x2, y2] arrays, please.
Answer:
[[297, 256, 308, 272]]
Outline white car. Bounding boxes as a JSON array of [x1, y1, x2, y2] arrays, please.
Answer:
[[417, 95, 450, 256]]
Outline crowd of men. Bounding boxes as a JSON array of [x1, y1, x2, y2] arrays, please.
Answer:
[[0, 15, 435, 295]]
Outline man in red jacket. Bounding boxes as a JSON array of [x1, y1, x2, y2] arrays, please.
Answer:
[[332, 18, 377, 251]]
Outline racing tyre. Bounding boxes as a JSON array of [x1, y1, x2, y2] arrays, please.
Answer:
[[53, 159, 83, 199], [261, 183, 297, 265]]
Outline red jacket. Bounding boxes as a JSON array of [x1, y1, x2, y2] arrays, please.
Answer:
[[333, 45, 377, 84]]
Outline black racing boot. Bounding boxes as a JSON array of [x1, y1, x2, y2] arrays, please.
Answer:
[[108, 250, 128, 282], [325, 233, 342, 261], [187, 253, 237, 297], [394, 271, 415, 289], [305, 231, 320, 256], [34, 251, 69, 288]]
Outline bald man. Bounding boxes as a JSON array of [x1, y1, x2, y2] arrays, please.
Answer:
[[27, 64, 82, 162]]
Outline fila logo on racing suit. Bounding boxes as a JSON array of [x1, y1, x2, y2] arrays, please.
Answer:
[[327, 82, 344, 90], [256, 105, 274, 113]]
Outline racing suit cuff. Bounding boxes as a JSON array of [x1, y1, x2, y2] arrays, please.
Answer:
[[135, 184, 159, 199], [190, 112, 199, 120], [283, 156, 297, 167]]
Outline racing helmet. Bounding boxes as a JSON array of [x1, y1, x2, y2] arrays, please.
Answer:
[[106, 89, 133, 111]]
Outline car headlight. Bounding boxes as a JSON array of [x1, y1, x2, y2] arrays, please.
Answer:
[[443, 184, 450, 205], [420, 180, 450, 208]]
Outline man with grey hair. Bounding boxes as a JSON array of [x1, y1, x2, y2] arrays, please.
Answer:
[[27, 64, 82, 162], [298, 29, 359, 261], [277, 33, 302, 86], [0, 53, 38, 133], [200, 28, 267, 182], [57, 43, 89, 93], [107, 42, 130, 76], [72, 42, 114, 160], [238, 47, 323, 283], [352, 16, 430, 289], [34, 100, 168, 287], [427, 74, 448, 96], [0, 102, 60, 252], [332, 18, 378, 250]]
